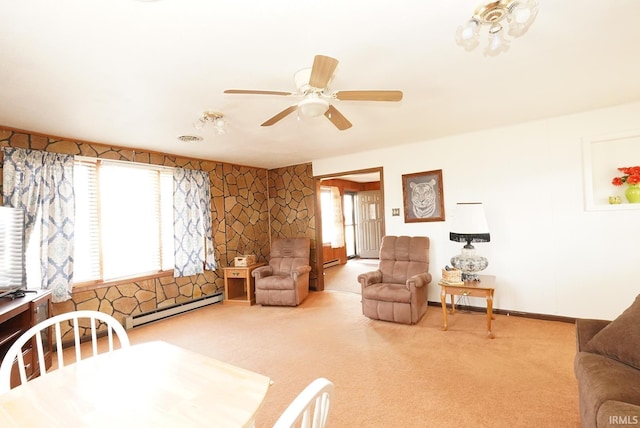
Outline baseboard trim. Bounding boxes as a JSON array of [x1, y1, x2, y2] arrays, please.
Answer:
[[427, 301, 576, 324]]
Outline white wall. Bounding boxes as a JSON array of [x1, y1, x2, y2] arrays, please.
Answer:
[[313, 101, 640, 319]]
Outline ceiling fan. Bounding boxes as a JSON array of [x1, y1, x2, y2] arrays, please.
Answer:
[[224, 55, 403, 131]]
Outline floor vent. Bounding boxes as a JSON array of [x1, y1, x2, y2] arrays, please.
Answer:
[[125, 292, 223, 329], [323, 259, 340, 268]]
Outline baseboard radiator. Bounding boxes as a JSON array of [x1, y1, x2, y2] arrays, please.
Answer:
[[124, 292, 223, 329], [323, 259, 340, 268]]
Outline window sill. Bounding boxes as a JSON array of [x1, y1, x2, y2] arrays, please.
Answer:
[[72, 270, 174, 294]]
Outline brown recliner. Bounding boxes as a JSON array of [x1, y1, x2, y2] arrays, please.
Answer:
[[252, 237, 312, 306], [358, 235, 431, 324]]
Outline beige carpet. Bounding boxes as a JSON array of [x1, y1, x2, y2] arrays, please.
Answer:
[[127, 291, 581, 427], [323, 258, 379, 294]]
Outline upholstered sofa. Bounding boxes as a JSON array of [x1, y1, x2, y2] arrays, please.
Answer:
[[574, 294, 640, 427]]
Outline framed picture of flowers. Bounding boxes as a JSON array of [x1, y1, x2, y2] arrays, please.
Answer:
[[583, 130, 640, 211], [402, 169, 445, 222]]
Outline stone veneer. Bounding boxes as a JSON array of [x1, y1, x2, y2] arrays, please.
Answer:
[[268, 163, 318, 289], [0, 126, 318, 340]]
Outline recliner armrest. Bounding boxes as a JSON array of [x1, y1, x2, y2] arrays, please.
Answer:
[[252, 266, 273, 279], [357, 270, 382, 288], [290, 265, 311, 280], [407, 272, 432, 288]]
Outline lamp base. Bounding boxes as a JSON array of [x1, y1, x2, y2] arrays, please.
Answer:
[[450, 246, 488, 282]]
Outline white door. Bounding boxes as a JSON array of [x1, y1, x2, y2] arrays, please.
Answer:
[[356, 190, 383, 258]]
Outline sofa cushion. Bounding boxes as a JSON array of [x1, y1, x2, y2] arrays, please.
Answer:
[[585, 294, 640, 370]]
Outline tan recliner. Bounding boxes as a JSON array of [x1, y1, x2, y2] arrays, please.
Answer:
[[358, 235, 431, 324], [252, 237, 312, 306]]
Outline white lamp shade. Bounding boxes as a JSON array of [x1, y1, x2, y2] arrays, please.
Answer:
[[450, 202, 490, 242]]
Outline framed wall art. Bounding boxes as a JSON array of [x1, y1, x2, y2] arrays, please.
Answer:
[[402, 169, 445, 222]]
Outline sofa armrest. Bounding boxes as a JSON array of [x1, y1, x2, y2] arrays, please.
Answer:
[[357, 270, 382, 288], [407, 272, 432, 289], [251, 266, 273, 280], [290, 265, 311, 280], [575, 318, 611, 352], [597, 400, 640, 427]]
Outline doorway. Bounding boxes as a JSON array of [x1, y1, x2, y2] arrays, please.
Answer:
[[344, 191, 356, 259], [314, 167, 384, 291]]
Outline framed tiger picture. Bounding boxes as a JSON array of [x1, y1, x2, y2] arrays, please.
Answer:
[[402, 169, 445, 223]]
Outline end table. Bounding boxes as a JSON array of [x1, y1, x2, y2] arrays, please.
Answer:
[[439, 274, 496, 339], [223, 263, 265, 306]]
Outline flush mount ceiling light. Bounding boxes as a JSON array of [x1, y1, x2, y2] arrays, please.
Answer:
[[194, 111, 227, 135], [456, 0, 539, 56]]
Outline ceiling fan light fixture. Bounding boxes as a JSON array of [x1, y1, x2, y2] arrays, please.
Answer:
[[456, 0, 538, 56], [298, 96, 330, 118]]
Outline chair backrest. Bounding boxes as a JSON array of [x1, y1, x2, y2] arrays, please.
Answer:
[[269, 237, 311, 275], [273, 377, 334, 428], [0, 310, 130, 393], [378, 235, 430, 284]]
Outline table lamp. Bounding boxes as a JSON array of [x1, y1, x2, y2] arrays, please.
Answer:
[[449, 202, 490, 281]]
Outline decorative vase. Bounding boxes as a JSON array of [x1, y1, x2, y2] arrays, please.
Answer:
[[625, 184, 640, 204]]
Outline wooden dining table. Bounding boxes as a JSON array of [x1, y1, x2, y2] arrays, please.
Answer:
[[0, 340, 272, 427]]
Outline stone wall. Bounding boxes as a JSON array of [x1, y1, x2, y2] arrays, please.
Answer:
[[0, 127, 273, 328], [268, 163, 319, 289]]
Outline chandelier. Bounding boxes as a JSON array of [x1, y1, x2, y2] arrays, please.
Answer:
[[194, 111, 227, 135], [456, 0, 539, 56]]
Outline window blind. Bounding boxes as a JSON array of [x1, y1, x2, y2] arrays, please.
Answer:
[[73, 159, 174, 284], [74, 160, 101, 282], [0, 206, 26, 288]]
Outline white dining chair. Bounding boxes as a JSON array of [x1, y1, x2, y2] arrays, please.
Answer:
[[273, 377, 334, 428], [0, 310, 130, 393]]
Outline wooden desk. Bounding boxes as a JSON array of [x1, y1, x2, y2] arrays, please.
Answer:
[[0, 290, 52, 387], [439, 275, 496, 339], [0, 341, 271, 427]]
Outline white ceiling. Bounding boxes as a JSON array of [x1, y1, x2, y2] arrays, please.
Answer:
[[2, 1, 640, 170]]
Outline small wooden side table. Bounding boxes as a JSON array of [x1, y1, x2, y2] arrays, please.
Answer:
[[439, 274, 496, 339], [223, 263, 265, 306]]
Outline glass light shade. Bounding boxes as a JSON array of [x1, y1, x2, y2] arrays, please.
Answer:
[[484, 25, 510, 57], [213, 118, 226, 135], [298, 97, 329, 118], [193, 117, 206, 130], [507, 0, 538, 37], [455, 19, 480, 51]]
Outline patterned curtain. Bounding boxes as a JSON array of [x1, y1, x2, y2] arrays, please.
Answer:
[[2, 147, 75, 302], [173, 167, 216, 276]]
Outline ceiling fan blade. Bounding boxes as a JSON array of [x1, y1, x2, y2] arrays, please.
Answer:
[[309, 55, 339, 89], [334, 90, 403, 102], [224, 89, 293, 96], [261, 105, 298, 127], [325, 105, 352, 131]]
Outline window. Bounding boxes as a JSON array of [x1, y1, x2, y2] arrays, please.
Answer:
[[320, 188, 334, 244], [0, 206, 26, 289], [72, 158, 174, 285]]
